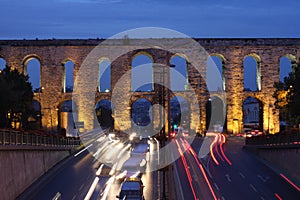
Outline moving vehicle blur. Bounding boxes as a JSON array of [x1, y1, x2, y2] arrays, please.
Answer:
[[116, 179, 144, 200]]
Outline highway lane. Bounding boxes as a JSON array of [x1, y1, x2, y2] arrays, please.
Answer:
[[105, 137, 159, 200], [19, 131, 159, 200], [172, 137, 219, 200], [203, 134, 300, 200]]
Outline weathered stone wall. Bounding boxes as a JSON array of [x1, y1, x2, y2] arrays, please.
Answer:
[[255, 147, 300, 183], [0, 149, 70, 200], [0, 38, 299, 134]]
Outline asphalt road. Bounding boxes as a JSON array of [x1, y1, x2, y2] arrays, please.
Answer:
[[18, 132, 300, 200], [18, 131, 159, 200], [200, 134, 300, 200], [172, 137, 219, 200]]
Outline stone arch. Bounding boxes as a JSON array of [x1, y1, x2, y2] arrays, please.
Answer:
[[279, 54, 297, 82], [95, 99, 114, 130], [62, 59, 75, 93], [98, 57, 111, 92], [23, 55, 42, 92], [243, 53, 262, 91], [22, 54, 42, 73], [170, 54, 189, 91], [207, 54, 226, 91], [131, 51, 154, 92]]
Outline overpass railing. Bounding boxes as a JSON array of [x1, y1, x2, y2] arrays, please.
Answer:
[[0, 129, 81, 147], [245, 133, 300, 147]]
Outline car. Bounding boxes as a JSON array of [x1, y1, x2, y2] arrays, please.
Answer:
[[116, 179, 144, 200]]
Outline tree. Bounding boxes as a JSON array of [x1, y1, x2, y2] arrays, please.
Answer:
[[0, 66, 33, 129], [273, 62, 300, 128]]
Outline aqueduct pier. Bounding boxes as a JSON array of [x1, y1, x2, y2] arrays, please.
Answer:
[[1, 38, 300, 135]]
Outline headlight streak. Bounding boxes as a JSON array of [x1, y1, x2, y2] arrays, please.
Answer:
[[96, 164, 104, 176], [84, 177, 99, 200], [100, 176, 115, 200], [117, 144, 131, 159], [130, 170, 141, 179], [110, 142, 131, 176], [116, 170, 127, 180]]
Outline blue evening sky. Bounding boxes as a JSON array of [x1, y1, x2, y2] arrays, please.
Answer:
[[0, 0, 299, 39], [0, 0, 298, 91]]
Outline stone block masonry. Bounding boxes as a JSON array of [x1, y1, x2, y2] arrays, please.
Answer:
[[1, 38, 300, 134]]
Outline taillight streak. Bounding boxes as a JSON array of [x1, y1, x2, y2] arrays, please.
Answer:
[[219, 134, 232, 165], [210, 133, 220, 165], [175, 139, 198, 200], [280, 173, 300, 192], [182, 140, 218, 200]]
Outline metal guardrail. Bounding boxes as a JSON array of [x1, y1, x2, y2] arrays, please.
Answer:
[[0, 129, 81, 147], [245, 133, 300, 147]]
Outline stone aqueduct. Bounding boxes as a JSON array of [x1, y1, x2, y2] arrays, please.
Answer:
[[0, 38, 300, 135]]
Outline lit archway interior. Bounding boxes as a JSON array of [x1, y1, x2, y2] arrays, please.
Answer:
[[59, 100, 77, 137], [206, 96, 226, 132], [242, 96, 263, 132], [28, 100, 41, 130]]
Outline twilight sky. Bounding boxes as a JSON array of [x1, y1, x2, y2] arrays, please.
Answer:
[[0, 0, 300, 39]]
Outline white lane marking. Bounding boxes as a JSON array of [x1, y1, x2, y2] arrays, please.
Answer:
[[100, 176, 114, 200], [173, 163, 185, 200], [86, 174, 92, 180], [79, 183, 84, 191], [202, 156, 212, 179], [257, 175, 269, 182], [52, 192, 61, 200], [250, 184, 257, 192], [221, 196, 226, 200], [225, 174, 232, 182], [239, 172, 245, 179], [72, 195, 76, 200], [74, 144, 93, 157], [214, 182, 220, 191], [260, 196, 265, 200]]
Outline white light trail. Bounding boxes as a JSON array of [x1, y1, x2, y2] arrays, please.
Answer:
[[84, 177, 99, 200]]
